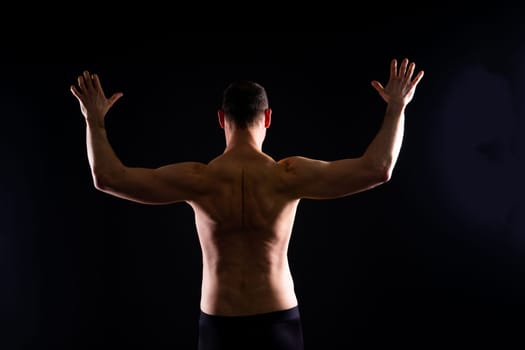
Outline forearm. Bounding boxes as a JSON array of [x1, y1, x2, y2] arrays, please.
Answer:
[[86, 119, 125, 187], [363, 102, 406, 176]]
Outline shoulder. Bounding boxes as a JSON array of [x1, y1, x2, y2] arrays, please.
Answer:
[[276, 156, 300, 170], [157, 161, 209, 175], [277, 156, 323, 174]]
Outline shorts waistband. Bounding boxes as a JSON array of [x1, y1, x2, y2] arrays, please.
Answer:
[[199, 305, 300, 324]]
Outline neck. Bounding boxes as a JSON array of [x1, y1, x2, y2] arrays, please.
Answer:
[[224, 127, 264, 153]]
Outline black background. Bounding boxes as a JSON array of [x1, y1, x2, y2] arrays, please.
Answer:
[[2, 13, 525, 350]]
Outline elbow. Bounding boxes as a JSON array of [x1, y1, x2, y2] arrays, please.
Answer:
[[374, 166, 393, 184], [92, 172, 112, 191], [379, 169, 392, 183], [362, 156, 393, 185], [92, 166, 125, 192]]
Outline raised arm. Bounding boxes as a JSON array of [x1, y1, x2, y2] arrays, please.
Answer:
[[70, 71, 208, 205], [279, 58, 424, 200]]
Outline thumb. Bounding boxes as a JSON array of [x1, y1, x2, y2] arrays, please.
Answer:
[[70, 85, 82, 101], [108, 92, 124, 106], [371, 81, 389, 102], [371, 80, 383, 93]]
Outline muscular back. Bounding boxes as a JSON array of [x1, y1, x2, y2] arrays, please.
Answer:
[[73, 60, 423, 319], [189, 149, 300, 316]]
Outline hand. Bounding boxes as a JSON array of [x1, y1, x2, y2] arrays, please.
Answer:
[[371, 58, 424, 106], [70, 71, 123, 127]]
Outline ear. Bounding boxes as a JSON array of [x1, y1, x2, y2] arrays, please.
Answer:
[[218, 109, 225, 129], [264, 108, 272, 128]]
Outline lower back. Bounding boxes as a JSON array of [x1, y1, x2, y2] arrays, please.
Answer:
[[200, 257, 298, 316]]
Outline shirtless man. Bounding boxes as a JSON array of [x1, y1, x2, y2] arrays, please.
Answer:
[[71, 58, 424, 350]]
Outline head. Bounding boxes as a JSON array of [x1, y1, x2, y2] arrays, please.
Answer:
[[218, 80, 271, 133]]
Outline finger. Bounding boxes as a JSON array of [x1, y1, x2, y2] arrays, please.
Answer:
[[410, 70, 425, 88], [108, 92, 124, 106], [83, 71, 94, 90], [398, 58, 409, 78], [70, 85, 82, 100], [405, 62, 416, 81], [77, 75, 87, 92], [371, 80, 384, 93], [390, 59, 397, 80], [92, 74, 104, 95]]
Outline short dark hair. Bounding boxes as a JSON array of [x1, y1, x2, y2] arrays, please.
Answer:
[[221, 80, 269, 129]]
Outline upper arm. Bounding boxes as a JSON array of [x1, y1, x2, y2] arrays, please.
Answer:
[[95, 162, 209, 205], [277, 156, 388, 200]]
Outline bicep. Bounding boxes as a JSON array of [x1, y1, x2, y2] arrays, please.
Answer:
[[279, 156, 387, 200], [97, 162, 208, 205]]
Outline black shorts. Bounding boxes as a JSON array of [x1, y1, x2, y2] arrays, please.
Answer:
[[198, 306, 304, 350]]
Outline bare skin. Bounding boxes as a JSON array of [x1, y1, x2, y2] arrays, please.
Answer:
[[71, 59, 424, 316]]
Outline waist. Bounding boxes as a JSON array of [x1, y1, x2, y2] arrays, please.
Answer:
[[199, 305, 301, 323], [200, 273, 297, 316]]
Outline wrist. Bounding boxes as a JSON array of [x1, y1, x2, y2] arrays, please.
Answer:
[[86, 118, 105, 129], [386, 101, 406, 114]]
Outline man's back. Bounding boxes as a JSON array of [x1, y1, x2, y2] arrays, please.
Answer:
[[71, 59, 424, 349], [191, 148, 299, 316]]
